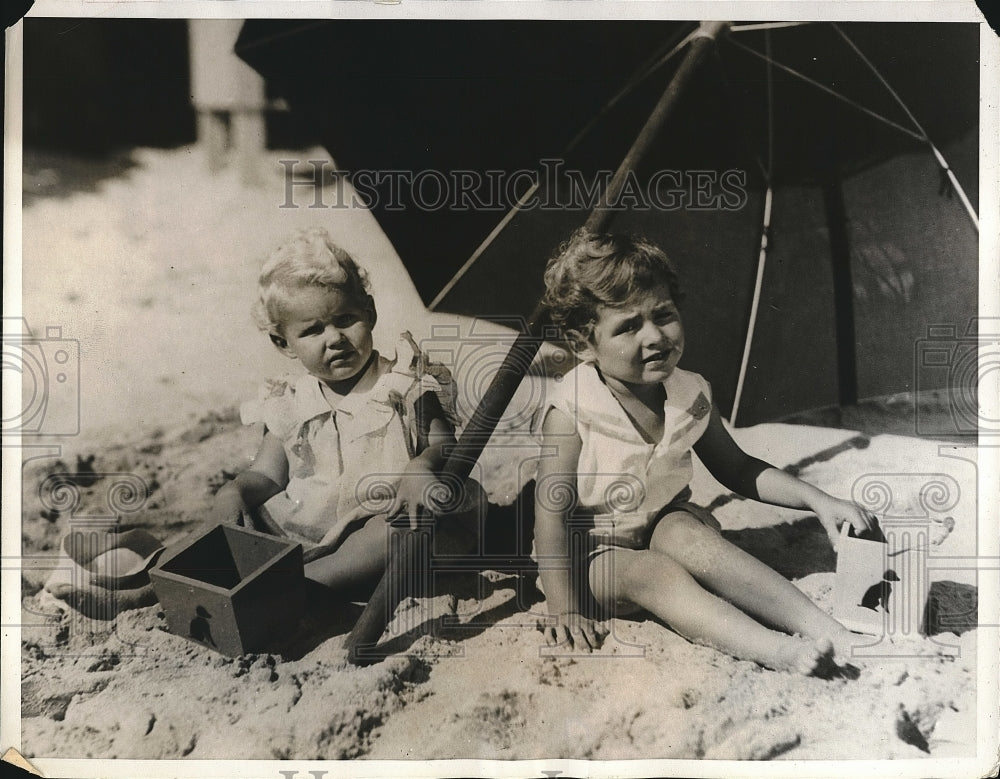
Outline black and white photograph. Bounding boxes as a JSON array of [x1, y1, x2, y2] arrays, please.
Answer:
[[3, 3, 998, 777]]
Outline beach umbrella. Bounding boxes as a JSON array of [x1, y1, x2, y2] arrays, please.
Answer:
[[235, 20, 980, 658], [236, 19, 978, 426]]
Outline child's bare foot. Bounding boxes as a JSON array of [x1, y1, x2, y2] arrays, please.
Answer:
[[773, 636, 836, 676], [830, 628, 867, 666]]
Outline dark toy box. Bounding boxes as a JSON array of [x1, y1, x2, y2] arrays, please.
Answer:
[[150, 523, 304, 656]]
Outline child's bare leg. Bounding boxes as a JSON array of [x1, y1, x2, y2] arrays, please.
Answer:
[[590, 547, 834, 675], [304, 515, 390, 595], [650, 513, 857, 656]]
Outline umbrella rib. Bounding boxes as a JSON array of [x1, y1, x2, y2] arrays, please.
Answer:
[[829, 23, 929, 139], [730, 22, 816, 33], [428, 23, 702, 311], [830, 23, 980, 231], [727, 37, 926, 143], [730, 29, 776, 426], [731, 184, 773, 426], [427, 181, 540, 311]]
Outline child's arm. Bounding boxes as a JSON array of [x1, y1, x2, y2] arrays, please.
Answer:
[[693, 404, 876, 547], [534, 408, 607, 652], [211, 432, 289, 526]]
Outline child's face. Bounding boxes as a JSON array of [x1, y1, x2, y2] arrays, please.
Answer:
[[581, 284, 684, 387], [272, 285, 375, 386]]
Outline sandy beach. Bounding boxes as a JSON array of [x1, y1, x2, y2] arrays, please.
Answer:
[[14, 146, 989, 767]]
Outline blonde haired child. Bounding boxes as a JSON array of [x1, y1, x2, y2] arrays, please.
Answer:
[[534, 229, 875, 674], [213, 228, 473, 594]]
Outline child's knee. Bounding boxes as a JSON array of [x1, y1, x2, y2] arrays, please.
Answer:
[[650, 512, 704, 552], [613, 548, 686, 601]]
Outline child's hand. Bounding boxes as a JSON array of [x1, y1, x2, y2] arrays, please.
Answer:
[[812, 494, 878, 549], [389, 459, 452, 530], [538, 611, 609, 653]]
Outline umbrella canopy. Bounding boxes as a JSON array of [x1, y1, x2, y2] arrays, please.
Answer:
[[237, 20, 979, 425]]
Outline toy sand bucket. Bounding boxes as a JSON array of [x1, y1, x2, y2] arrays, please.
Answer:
[[150, 523, 304, 656], [832, 522, 930, 637]]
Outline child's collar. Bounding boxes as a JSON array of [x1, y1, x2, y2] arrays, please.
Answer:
[[576, 362, 694, 416], [593, 364, 668, 409]]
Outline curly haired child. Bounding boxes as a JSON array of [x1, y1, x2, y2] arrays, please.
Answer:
[[534, 229, 875, 674]]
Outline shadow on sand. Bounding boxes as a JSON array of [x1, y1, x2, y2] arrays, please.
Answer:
[[23, 148, 140, 207], [278, 481, 977, 662], [278, 485, 541, 662]]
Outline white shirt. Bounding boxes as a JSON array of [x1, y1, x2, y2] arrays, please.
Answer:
[[540, 362, 712, 548], [240, 334, 455, 548]]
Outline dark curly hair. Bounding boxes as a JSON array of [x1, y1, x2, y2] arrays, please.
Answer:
[[542, 229, 683, 349]]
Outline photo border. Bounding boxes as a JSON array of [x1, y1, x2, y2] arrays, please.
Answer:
[[3, 2, 997, 778]]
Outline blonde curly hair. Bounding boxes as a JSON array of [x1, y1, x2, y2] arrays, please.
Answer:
[[252, 228, 372, 334]]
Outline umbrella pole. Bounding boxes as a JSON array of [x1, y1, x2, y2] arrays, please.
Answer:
[[344, 20, 730, 663], [586, 21, 729, 230]]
